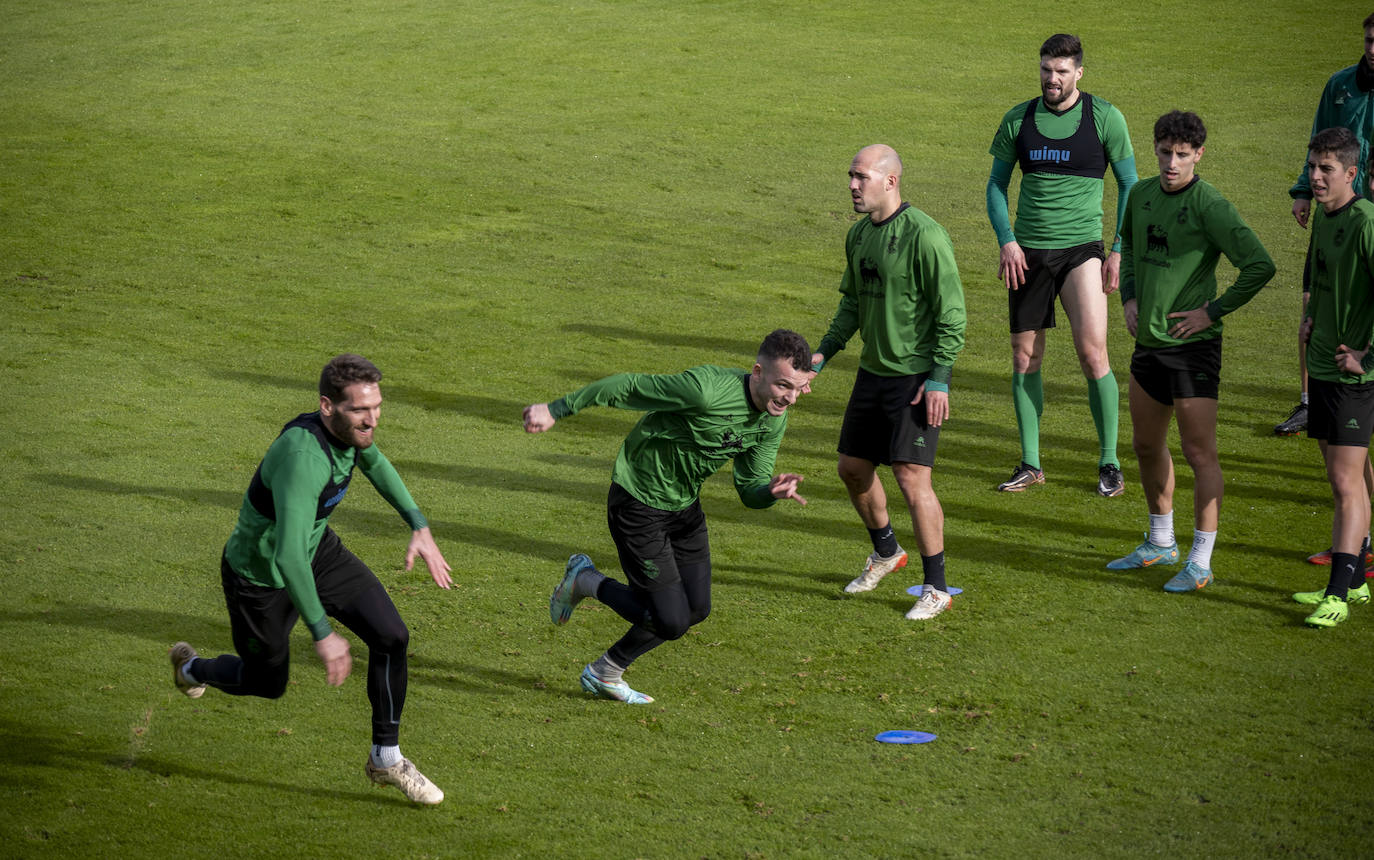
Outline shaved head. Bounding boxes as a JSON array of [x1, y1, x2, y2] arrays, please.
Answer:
[[848, 144, 904, 222], [855, 144, 903, 182]]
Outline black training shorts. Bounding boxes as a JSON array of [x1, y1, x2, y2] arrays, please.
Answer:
[[837, 368, 940, 467], [1009, 240, 1106, 333], [1129, 338, 1222, 405]]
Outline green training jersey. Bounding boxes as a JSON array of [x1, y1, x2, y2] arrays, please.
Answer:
[[1120, 176, 1275, 350], [1290, 62, 1374, 201], [550, 365, 786, 512], [1305, 197, 1374, 384], [224, 415, 425, 640], [990, 94, 1134, 248], [817, 203, 966, 382]]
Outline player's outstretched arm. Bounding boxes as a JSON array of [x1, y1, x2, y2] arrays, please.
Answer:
[[769, 473, 807, 506], [523, 402, 556, 433], [314, 631, 352, 687], [406, 526, 453, 589]]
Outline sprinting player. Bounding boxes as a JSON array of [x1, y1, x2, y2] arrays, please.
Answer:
[[811, 144, 967, 620], [1106, 111, 1275, 592], [1292, 127, 1374, 627], [986, 33, 1137, 496], [523, 330, 813, 703], [1277, 12, 1374, 438], [169, 354, 452, 804]]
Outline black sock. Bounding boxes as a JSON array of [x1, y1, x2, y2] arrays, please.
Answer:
[[1354, 541, 1370, 589], [1327, 552, 1356, 600], [868, 524, 899, 558], [921, 551, 947, 593]]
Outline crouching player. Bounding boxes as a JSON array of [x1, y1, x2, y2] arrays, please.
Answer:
[[1106, 111, 1274, 591], [1293, 127, 1374, 626]]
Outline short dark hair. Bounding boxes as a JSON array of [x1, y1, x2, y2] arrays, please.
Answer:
[[1310, 126, 1361, 170], [1040, 34, 1083, 65], [757, 329, 812, 373], [1153, 111, 1207, 149], [320, 353, 382, 402], [1363, 12, 1374, 29]]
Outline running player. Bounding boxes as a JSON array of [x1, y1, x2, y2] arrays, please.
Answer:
[[811, 144, 967, 620], [1105, 111, 1274, 592], [169, 354, 452, 804], [1291, 127, 1374, 627], [986, 33, 1137, 496], [523, 330, 813, 703]]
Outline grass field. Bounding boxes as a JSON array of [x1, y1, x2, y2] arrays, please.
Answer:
[[5, 0, 1374, 856]]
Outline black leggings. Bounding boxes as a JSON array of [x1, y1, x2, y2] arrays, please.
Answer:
[[599, 563, 712, 667], [599, 484, 713, 667], [198, 532, 410, 745]]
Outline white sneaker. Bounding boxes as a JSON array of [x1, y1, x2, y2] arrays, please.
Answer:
[[169, 641, 207, 699], [844, 548, 908, 593], [366, 757, 444, 805], [904, 585, 952, 620]]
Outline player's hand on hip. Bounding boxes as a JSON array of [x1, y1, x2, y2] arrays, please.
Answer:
[[1292, 198, 1311, 229], [769, 473, 807, 506], [1299, 316, 1314, 345], [1102, 251, 1122, 295], [406, 526, 453, 589], [315, 632, 352, 687], [999, 241, 1028, 290], [523, 403, 555, 433], [1336, 343, 1368, 376], [1166, 302, 1210, 340]]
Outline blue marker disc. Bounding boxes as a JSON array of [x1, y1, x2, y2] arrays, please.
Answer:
[[906, 585, 962, 596], [875, 730, 937, 744]]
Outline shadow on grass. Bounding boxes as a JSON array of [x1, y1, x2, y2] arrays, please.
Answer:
[[0, 602, 223, 648], [214, 369, 531, 426], [408, 656, 581, 701], [33, 472, 583, 558], [128, 755, 412, 807], [0, 722, 408, 807]]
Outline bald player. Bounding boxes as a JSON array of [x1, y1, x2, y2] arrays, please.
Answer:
[[811, 144, 968, 621]]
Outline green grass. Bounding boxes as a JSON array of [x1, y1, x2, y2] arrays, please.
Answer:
[[4, 0, 1373, 856]]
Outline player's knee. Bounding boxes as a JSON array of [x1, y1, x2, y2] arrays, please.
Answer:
[[837, 457, 874, 490], [688, 604, 711, 627], [1179, 439, 1216, 469], [372, 619, 409, 655], [653, 613, 693, 641], [255, 664, 291, 699]]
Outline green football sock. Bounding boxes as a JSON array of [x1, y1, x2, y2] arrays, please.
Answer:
[[1011, 371, 1043, 470], [1087, 370, 1120, 468]]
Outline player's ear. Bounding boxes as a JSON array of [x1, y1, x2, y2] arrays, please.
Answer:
[[319, 394, 334, 416]]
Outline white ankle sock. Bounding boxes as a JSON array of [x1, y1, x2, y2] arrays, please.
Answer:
[[371, 744, 401, 768], [590, 654, 625, 683], [1148, 513, 1175, 548], [1188, 530, 1217, 569]]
